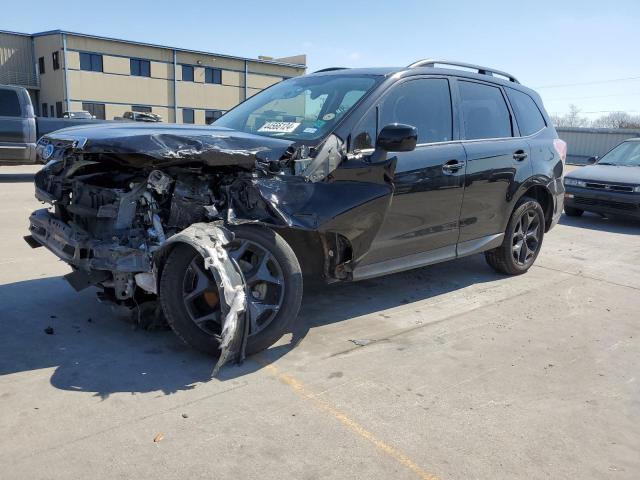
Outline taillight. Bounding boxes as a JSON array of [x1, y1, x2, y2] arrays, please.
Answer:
[[553, 138, 567, 163]]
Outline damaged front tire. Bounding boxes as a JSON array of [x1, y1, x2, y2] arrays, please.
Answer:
[[159, 225, 303, 357]]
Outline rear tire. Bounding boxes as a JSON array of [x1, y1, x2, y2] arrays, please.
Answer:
[[485, 196, 545, 275], [159, 225, 303, 356], [564, 206, 584, 217]]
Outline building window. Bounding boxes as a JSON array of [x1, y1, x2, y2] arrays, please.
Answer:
[[52, 51, 60, 70], [38, 57, 45, 75], [55, 101, 63, 118], [205, 109, 224, 124], [130, 58, 151, 77], [182, 108, 194, 124], [82, 102, 106, 120], [41, 103, 48, 117], [205, 68, 222, 85], [79, 52, 103, 72], [132, 105, 152, 113], [182, 65, 194, 82], [50, 105, 55, 117]]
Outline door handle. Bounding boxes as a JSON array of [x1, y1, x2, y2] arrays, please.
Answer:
[[442, 159, 465, 174], [513, 150, 528, 161]]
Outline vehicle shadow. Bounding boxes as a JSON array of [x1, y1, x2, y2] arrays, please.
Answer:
[[0, 254, 502, 398], [559, 212, 640, 234], [0, 173, 35, 183]]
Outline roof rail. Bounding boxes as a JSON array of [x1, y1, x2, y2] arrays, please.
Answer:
[[313, 67, 349, 73], [408, 59, 520, 83]]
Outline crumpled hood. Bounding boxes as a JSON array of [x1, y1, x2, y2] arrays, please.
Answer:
[[566, 164, 640, 185], [40, 123, 296, 168]]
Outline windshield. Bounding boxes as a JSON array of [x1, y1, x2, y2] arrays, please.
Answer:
[[214, 74, 379, 141], [599, 141, 640, 166]]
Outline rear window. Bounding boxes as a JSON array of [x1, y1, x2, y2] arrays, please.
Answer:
[[506, 88, 546, 136], [0, 89, 21, 117], [459, 81, 512, 140]]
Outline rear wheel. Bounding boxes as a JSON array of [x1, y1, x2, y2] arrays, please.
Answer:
[[564, 206, 584, 217], [159, 225, 303, 356], [485, 196, 545, 275]]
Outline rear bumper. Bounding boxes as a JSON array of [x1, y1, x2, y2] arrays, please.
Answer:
[[27, 208, 152, 272], [564, 186, 640, 218]]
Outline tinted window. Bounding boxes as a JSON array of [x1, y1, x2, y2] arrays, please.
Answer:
[[379, 78, 452, 144], [55, 101, 63, 118], [80, 52, 103, 72], [182, 65, 194, 82], [183, 108, 194, 124], [38, 57, 45, 75], [352, 107, 377, 150], [130, 59, 150, 77], [41, 102, 48, 117], [459, 81, 512, 140], [52, 51, 60, 70], [0, 90, 21, 117], [506, 88, 546, 136], [132, 105, 152, 113], [205, 68, 222, 84]]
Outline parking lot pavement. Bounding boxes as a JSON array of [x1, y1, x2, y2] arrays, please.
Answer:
[[1, 165, 638, 480]]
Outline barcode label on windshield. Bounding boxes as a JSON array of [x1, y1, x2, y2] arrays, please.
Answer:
[[258, 122, 300, 133]]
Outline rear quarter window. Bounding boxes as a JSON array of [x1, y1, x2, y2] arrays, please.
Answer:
[[506, 88, 546, 136], [0, 89, 21, 117]]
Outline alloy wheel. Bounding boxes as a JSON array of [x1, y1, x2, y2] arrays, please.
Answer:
[[511, 209, 541, 266]]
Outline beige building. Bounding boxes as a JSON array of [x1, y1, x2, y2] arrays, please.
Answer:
[[0, 29, 306, 123]]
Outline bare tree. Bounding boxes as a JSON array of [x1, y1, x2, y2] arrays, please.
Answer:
[[550, 104, 589, 128], [591, 111, 640, 129]]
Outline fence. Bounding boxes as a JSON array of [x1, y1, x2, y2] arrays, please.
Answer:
[[556, 127, 640, 165]]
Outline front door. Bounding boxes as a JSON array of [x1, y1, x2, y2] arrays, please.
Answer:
[[355, 77, 467, 267]]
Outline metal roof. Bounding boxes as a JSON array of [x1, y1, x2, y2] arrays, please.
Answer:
[[0, 29, 306, 69]]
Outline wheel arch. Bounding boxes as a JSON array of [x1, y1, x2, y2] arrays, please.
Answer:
[[514, 183, 555, 232]]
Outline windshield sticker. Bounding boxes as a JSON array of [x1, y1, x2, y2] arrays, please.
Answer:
[[303, 127, 318, 134], [258, 122, 301, 134], [322, 113, 336, 121]]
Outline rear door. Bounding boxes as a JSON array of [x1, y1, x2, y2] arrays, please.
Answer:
[[354, 76, 467, 266], [455, 79, 532, 248]]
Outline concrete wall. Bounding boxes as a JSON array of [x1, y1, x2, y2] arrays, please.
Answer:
[[557, 127, 640, 164], [33, 33, 65, 117]]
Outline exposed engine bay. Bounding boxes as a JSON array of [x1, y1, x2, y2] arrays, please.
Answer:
[[26, 127, 396, 372]]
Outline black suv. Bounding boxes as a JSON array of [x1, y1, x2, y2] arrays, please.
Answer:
[[27, 59, 566, 370]]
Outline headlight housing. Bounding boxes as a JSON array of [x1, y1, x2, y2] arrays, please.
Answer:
[[564, 178, 586, 187]]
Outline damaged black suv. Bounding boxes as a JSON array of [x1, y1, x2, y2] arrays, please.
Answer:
[[26, 59, 566, 370]]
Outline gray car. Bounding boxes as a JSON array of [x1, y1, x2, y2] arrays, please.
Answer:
[[564, 139, 640, 219]]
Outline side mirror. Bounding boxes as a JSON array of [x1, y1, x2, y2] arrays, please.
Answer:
[[376, 124, 418, 152], [587, 156, 598, 165]]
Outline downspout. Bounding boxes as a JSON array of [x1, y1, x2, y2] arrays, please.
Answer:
[[173, 49, 178, 123], [244, 60, 248, 101], [62, 33, 70, 112]]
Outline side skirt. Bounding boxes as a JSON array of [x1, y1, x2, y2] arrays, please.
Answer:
[[351, 233, 504, 281]]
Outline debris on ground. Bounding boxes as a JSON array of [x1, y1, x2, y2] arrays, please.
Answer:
[[181, 413, 189, 419], [153, 432, 164, 443], [349, 339, 373, 346], [44, 326, 54, 335]]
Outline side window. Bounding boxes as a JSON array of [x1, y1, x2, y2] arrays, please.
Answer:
[[506, 88, 546, 136], [459, 81, 512, 140], [0, 90, 21, 117], [351, 78, 452, 151], [380, 78, 452, 144]]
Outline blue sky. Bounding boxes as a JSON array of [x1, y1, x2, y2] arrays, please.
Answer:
[[3, 0, 639, 118]]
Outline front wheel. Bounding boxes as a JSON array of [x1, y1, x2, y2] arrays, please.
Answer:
[[485, 196, 545, 275], [159, 225, 303, 356]]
